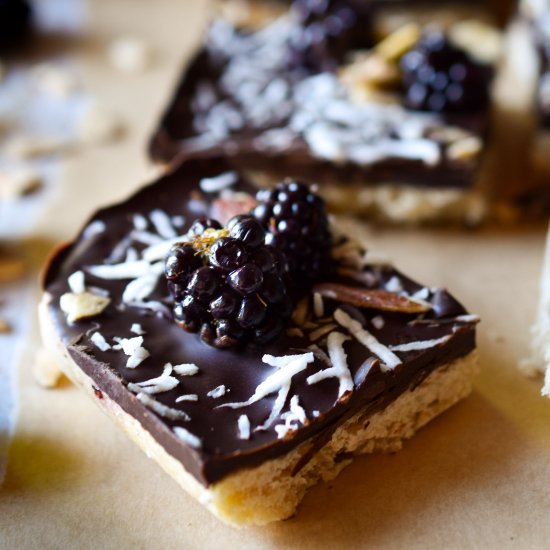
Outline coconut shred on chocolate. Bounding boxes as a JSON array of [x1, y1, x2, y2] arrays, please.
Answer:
[[41, 158, 479, 526], [150, 0, 502, 223]]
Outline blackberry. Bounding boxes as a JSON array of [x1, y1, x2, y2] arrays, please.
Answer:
[[400, 31, 492, 113], [253, 180, 333, 286], [165, 215, 290, 349], [288, 0, 366, 72]]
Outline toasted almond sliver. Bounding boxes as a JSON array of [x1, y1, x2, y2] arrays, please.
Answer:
[[313, 283, 431, 313], [59, 291, 110, 323], [446, 136, 483, 162], [375, 22, 422, 62]]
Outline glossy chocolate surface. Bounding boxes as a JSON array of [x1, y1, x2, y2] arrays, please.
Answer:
[[44, 158, 477, 485]]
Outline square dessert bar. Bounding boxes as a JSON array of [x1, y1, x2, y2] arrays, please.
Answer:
[[40, 158, 478, 526], [150, 1, 503, 223]]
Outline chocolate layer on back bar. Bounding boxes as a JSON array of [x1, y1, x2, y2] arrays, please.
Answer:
[[150, 5, 497, 195], [43, 158, 477, 486]]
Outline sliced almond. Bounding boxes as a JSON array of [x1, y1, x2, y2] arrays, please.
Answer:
[[59, 291, 110, 323], [33, 347, 63, 388], [313, 283, 431, 313], [446, 136, 483, 162], [375, 22, 422, 62], [341, 52, 400, 89], [448, 20, 502, 65]]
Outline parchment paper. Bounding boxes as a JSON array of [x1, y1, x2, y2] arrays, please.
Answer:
[[2, 1, 550, 548]]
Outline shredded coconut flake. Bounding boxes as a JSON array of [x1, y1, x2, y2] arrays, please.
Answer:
[[122, 271, 162, 303], [83, 220, 106, 238], [199, 171, 238, 193], [207, 385, 227, 398], [175, 394, 199, 403], [137, 393, 190, 421], [289, 395, 307, 424], [87, 260, 151, 280], [307, 332, 353, 397], [127, 365, 179, 395], [150, 209, 177, 239], [371, 315, 385, 330], [334, 309, 402, 371], [173, 363, 199, 376], [173, 426, 202, 448], [130, 323, 145, 335], [90, 331, 111, 351], [390, 335, 451, 352], [68, 271, 85, 294], [238, 414, 251, 440], [132, 213, 148, 231]]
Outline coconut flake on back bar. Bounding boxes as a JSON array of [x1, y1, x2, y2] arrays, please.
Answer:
[[199, 171, 238, 193], [90, 331, 111, 351], [137, 393, 190, 421], [238, 414, 251, 440], [334, 308, 401, 371], [173, 426, 202, 448], [390, 335, 451, 352]]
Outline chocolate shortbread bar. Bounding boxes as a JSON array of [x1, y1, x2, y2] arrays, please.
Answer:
[[40, 158, 479, 526]]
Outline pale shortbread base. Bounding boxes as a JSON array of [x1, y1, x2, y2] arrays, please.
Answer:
[[39, 295, 478, 526], [249, 171, 487, 226]]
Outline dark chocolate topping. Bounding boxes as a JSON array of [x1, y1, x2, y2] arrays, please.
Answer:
[[43, 158, 477, 486]]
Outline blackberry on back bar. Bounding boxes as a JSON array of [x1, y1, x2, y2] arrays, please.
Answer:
[[288, 0, 365, 72], [166, 216, 291, 349], [400, 30, 492, 113], [253, 180, 333, 286]]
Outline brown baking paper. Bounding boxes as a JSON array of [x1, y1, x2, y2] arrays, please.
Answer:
[[3, 1, 550, 547]]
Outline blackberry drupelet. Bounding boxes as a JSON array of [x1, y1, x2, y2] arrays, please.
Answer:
[[288, 0, 365, 72], [165, 216, 291, 349], [253, 180, 333, 286], [400, 31, 492, 113]]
